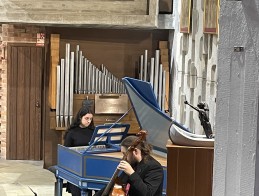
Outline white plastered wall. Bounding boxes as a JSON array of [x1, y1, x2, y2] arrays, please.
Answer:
[[170, 0, 218, 135]]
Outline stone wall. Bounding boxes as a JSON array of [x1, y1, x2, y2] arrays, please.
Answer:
[[0, 24, 45, 159], [213, 1, 259, 195], [0, 0, 158, 28]]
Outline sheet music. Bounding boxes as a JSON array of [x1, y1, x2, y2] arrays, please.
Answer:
[[68, 123, 130, 154]]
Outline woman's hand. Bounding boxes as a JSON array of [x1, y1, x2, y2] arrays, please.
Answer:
[[117, 160, 135, 176]]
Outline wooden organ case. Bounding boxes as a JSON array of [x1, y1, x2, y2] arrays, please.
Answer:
[[45, 28, 173, 195]]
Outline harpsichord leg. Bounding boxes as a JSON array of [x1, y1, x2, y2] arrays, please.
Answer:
[[56, 177, 63, 196]]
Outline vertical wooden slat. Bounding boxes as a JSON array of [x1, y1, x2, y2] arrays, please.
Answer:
[[30, 47, 36, 160], [16, 47, 25, 159], [29, 47, 42, 160], [178, 148, 196, 196], [167, 145, 178, 196], [24, 47, 31, 160], [35, 47, 43, 160], [8, 47, 18, 159], [49, 34, 60, 109], [195, 149, 214, 196], [26, 47, 31, 160]]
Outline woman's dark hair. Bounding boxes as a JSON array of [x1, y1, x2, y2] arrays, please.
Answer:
[[69, 106, 95, 130], [121, 135, 152, 158]]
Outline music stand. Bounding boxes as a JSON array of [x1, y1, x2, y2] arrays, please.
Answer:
[[83, 123, 130, 154]]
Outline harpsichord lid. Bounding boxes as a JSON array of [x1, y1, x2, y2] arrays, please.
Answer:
[[122, 77, 172, 153]]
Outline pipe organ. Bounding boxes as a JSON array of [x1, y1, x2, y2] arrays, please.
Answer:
[[56, 43, 126, 127], [55, 42, 170, 128]]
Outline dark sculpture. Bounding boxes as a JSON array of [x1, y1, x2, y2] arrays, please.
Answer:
[[184, 101, 213, 139]]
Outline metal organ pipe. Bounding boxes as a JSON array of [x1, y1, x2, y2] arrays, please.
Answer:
[[144, 50, 148, 81], [78, 51, 83, 94], [60, 59, 65, 127], [64, 44, 70, 127], [153, 50, 160, 99], [69, 52, 74, 125], [138, 49, 168, 112], [162, 70, 166, 112], [75, 45, 79, 94], [83, 59, 88, 94], [95, 68, 99, 94], [56, 65, 60, 127], [158, 63, 163, 109], [139, 55, 143, 80], [55, 44, 75, 127], [92, 66, 96, 93], [88, 62, 92, 94], [150, 57, 154, 88], [98, 70, 102, 94]]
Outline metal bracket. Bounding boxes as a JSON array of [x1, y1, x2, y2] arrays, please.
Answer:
[[234, 47, 244, 52]]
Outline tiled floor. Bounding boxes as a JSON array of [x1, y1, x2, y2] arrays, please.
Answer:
[[0, 159, 70, 196]]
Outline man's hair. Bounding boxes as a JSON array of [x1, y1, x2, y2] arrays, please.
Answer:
[[121, 135, 152, 158]]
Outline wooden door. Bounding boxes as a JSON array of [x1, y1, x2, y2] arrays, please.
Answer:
[[7, 44, 44, 160]]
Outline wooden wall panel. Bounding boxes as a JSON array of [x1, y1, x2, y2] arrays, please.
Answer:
[[167, 144, 214, 196], [48, 28, 169, 79]]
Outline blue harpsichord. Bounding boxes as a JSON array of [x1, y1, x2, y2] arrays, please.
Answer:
[[56, 123, 130, 191], [55, 77, 170, 196]]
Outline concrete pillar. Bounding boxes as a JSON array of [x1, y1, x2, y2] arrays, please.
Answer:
[[213, 1, 259, 196]]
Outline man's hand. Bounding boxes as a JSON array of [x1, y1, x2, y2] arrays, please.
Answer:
[[117, 160, 135, 176]]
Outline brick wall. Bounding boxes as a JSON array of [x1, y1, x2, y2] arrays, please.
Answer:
[[0, 24, 45, 159]]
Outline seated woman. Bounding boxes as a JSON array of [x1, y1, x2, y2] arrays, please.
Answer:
[[64, 106, 95, 196]]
